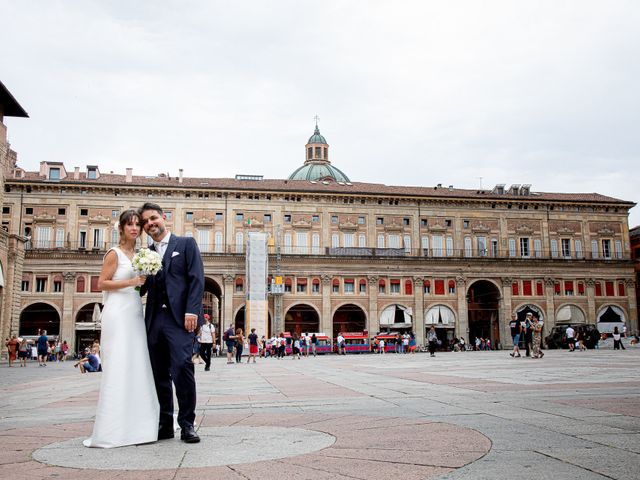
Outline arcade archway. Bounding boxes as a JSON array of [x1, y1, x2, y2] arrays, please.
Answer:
[[467, 280, 501, 345], [285, 304, 320, 336], [19, 303, 60, 337], [204, 277, 223, 340], [379, 304, 413, 333], [333, 304, 367, 338], [75, 302, 103, 353]]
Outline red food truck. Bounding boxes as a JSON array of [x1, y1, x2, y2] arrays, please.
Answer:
[[339, 332, 370, 353], [373, 333, 399, 353]]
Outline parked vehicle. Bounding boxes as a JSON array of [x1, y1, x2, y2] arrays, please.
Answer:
[[339, 332, 369, 353], [545, 323, 599, 349], [373, 334, 399, 353]]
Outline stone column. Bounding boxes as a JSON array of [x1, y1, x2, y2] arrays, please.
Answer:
[[222, 274, 235, 331], [626, 279, 638, 331], [500, 277, 513, 347], [456, 276, 468, 341], [585, 278, 597, 324], [61, 272, 77, 348], [321, 274, 332, 335], [544, 277, 556, 328], [368, 275, 379, 335], [413, 276, 425, 345], [7, 237, 25, 339]]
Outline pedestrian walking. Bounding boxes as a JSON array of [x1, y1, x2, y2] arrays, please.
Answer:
[[311, 333, 317, 356], [613, 327, 624, 350], [5, 336, 19, 367], [247, 328, 258, 363], [235, 328, 244, 363], [224, 323, 236, 364], [509, 314, 522, 358], [523, 313, 533, 357], [427, 326, 438, 357], [37, 330, 48, 367], [565, 325, 576, 351], [199, 314, 215, 371], [18, 338, 29, 367], [531, 315, 544, 358]]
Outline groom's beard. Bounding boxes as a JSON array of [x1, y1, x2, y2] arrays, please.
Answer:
[[146, 224, 166, 240]]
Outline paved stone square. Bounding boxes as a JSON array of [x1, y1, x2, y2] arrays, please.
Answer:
[[1, 348, 639, 479]]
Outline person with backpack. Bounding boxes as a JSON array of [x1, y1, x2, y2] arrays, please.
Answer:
[[223, 323, 236, 364]]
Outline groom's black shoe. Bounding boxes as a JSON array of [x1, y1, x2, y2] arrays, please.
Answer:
[[180, 426, 200, 443], [157, 429, 175, 440]]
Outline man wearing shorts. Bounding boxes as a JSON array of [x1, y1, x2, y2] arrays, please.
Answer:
[[224, 324, 236, 364], [37, 329, 48, 367], [509, 314, 521, 358]]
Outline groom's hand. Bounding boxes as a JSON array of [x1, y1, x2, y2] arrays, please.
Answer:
[[184, 314, 198, 333]]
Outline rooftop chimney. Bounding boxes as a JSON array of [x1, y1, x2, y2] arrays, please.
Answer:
[[126, 168, 133, 183], [73, 167, 80, 180], [39, 161, 46, 177], [179, 169, 183, 184]]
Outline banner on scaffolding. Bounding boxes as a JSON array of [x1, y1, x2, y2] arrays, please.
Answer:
[[246, 232, 268, 338]]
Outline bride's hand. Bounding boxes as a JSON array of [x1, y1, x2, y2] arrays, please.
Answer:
[[131, 275, 147, 287]]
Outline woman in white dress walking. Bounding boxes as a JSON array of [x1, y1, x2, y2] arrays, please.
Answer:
[[83, 210, 159, 448]]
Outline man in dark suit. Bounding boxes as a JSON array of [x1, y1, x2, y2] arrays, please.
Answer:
[[140, 202, 204, 443]]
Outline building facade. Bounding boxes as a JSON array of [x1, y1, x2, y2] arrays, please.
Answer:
[[1, 119, 637, 353]]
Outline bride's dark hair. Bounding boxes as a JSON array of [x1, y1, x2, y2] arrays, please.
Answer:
[[118, 209, 142, 236]]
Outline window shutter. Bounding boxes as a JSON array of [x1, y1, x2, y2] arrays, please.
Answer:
[[591, 240, 598, 259], [615, 240, 623, 259], [508, 238, 516, 257], [446, 237, 453, 256], [534, 239, 542, 258], [464, 237, 472, 257], [575, 239, 583, 258]]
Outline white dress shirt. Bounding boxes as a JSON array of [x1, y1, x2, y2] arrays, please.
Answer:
[[154, 232, 171, 258]]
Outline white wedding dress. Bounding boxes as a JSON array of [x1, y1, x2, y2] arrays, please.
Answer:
[[83, 247, 160, 448]]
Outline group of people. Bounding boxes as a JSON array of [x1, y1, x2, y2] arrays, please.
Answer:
[[221, 328, 320, 361], [4, 330, 71, 367], [509, 312, 544, 359]]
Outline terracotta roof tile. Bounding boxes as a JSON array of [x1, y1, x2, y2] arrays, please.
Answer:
[[11, 170, 635, 206]]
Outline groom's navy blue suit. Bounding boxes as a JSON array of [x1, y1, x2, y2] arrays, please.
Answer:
[[141, 233, 204, 432]]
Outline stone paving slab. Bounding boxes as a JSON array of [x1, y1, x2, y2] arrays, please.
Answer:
[[1, 349, 639, 479]]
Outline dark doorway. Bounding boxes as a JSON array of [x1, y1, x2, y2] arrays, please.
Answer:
[[204, 277, 222, 342], [285, 304, 320, 336], [467, 281, 501, 347], [19, 303, 60, 337], [333, 304, 367, 338]]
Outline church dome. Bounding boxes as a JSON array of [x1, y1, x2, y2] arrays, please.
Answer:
[[288, 122, 351, 182], [307, 125, 327, 144], [289, 162, 350, 182]]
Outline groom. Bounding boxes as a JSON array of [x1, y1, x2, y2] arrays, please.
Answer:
[[139, 202, 204, 443]]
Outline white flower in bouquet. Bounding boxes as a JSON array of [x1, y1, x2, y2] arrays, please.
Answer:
[[131, 248, 162, 290]]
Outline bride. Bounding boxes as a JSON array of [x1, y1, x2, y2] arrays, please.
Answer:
[[83, 209, 159, 448]]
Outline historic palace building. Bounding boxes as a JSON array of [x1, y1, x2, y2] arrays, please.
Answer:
[[1, 84, 637, 353]]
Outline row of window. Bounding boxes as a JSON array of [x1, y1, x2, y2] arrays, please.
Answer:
[[236, 277, 458, 295], [510, 279, 628, 297], [22, 223, 627, 261]]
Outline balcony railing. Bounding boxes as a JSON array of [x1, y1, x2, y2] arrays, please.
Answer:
[[24, 241, 632, 261]]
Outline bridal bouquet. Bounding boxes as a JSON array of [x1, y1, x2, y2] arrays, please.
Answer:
[[131, 248, 162, 291]]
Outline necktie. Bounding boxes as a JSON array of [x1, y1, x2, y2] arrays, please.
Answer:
[[155, 241, 167, 257]]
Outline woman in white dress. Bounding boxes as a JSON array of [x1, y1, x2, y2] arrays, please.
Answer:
[[84, 209, 160, 448]]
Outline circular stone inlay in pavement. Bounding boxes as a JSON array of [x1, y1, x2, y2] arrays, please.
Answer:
[[32, 426, 336, 470]]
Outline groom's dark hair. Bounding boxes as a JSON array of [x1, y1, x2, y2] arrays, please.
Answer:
[[139, 202, 164, 216]]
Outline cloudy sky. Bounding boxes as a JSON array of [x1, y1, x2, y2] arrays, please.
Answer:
[[2, 1, 639, 225]]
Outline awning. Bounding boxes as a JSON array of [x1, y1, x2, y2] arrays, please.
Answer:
[[380, 304, 412, 325], [425, 305, 455, 325]]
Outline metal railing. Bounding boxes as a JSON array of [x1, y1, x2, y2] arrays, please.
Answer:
[[24, 241, 632, 261]]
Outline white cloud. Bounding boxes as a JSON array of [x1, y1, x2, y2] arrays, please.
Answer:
[[1, 0, 638, 224]]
